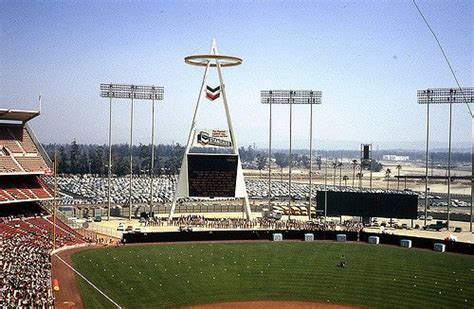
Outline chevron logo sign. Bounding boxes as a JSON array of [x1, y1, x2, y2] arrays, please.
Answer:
[[206, 85, 221, 101]]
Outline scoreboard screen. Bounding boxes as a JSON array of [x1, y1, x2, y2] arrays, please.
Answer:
[[187, 154, 238, 197], [316, 191, 418, 219]]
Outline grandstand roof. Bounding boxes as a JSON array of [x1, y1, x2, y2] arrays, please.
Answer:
[[0, 109, 40, 123]]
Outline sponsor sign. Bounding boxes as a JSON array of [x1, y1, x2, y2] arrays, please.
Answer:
[[206, 85, 221, 101], [194, 129, 232, 147]]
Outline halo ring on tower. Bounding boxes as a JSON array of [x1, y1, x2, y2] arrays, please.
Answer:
[[184, 54, 242, 67]]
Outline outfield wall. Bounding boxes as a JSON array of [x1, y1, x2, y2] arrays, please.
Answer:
[[359, 232, 474, 254], [122, 230, 474, 255], [123, 230, 360, 243]]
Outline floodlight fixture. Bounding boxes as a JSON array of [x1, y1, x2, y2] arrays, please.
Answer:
[[260, 89, 323, 220], [100, 83, 164, 100], [261, 90, 322, 105], [417, 88, 474, 105], [100, 82, 164, 221], [417, 87, 474, 231]]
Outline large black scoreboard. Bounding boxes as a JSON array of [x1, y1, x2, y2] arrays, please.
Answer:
[[187, 154, 238, 197], [316, 191, 418, 219]]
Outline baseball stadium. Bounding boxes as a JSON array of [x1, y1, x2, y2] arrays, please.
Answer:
[[1, 1, 474, 309]]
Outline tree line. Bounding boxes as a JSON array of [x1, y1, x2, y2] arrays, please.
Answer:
[[43, 141, 184, 176], [42, 142, 315, 176], [42, 141, 468, 176]]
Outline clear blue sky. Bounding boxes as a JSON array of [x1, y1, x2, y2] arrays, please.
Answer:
[[1, 0, 472, 150]]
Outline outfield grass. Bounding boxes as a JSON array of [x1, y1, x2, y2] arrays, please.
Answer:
[[72, 242, 474, 308]]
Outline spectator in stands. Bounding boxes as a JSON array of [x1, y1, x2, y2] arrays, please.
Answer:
[[0, 206, 92, 308]]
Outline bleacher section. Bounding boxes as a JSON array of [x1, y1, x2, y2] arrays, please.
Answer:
[[0, 212, 87, 307], [15, 156, 49, 173], [0, 108, 82, 308], [21, 127, 38, 153], [0, 211, 87, 247], [0, 156, 22, 173], [0, 124, 50, 174], [0, 126, 23, 153], [0, 125, 40, 153], [0, 176, 53, 203], [0, 201, 86, 246]]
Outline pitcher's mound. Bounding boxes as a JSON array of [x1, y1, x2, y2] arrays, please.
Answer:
[[184, 301, 359, 308]]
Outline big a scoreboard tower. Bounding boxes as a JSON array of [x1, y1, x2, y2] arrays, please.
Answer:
[[168, 40, 251, 219]]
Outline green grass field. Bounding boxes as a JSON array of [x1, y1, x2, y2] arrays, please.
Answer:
[[72, 242, 474, 308]]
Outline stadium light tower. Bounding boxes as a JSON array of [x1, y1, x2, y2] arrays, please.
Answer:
[[100, 83, 164, 221], [417, 87, 474, 230], [261, 90, 322, 219]]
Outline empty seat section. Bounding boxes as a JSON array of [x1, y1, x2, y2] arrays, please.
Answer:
[[0, 125, 24, 153], [0, 156, 21, 173], [0, 176, 52, 202], [27, 216, 84, 246], [21, 128, 38, 153], [4, 188, 28, 200], [15, 156, 49, 173]]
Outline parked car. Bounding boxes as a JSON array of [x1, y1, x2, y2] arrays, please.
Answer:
[[424, 221, 447, 231], [269, 210, 283, 220]]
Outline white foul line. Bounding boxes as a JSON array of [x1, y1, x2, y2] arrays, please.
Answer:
[[53, 254, 122, 309]]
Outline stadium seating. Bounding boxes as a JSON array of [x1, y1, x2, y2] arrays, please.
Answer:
[[0, 124, 50, 175], [0, 126, 23, 154], [0, 110, 78, 308], [0, 220, 26, 239], [0, 125, 40, 154], [0, 176, 53, 203], [0, 127, 23, 153], [0, 210, 89, 308], [15, 156, 49, 173], [4, 187, 29, 200], [1, 215, 87, 248], [0, 191, 10, 202], [0, 156, 22, 173], [21, 128, 38, 153]]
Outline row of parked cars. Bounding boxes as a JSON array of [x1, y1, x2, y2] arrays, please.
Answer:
[[418, 214, 434, 221], [431, 199, 471, 208], [270, 204, 315, 216], [116, 222, 142, 233]]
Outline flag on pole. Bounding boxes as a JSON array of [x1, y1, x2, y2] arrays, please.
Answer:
[[206, 85, 221, 101]]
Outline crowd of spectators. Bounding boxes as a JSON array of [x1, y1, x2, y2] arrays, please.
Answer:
[[169, 215, 259, 229], [258, 218, 336, 231], [1, 228, 54, 307], [160, 215, 364, 232], [0, 234, 54, 308], [143, 217, 165, 227], [0, 207, 91, 308], [344, 220, 365, 232], [1, 233, 54, 308]]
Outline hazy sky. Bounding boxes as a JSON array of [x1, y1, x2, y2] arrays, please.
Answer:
[[1, 0, 472, 150]]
